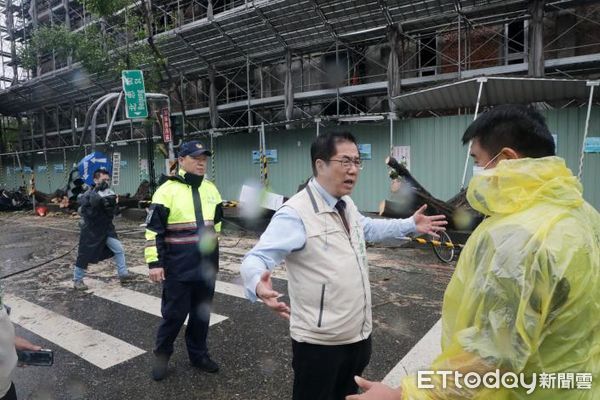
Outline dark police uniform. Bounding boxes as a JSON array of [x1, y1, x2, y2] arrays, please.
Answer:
[[145, 163, 222, 366]]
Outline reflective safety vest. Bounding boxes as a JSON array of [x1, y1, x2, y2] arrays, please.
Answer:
[[145, 170, 222, 281]]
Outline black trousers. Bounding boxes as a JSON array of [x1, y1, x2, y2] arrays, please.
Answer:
[[154, 278, 216, 363], [1, 383, 16, 400], [292, 336, 372, 400]]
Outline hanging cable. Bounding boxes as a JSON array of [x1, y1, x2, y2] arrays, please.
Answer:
[[0, 243, 78, 280]]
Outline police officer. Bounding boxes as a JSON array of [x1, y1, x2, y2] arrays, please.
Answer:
[[145, 141, 223, 381]]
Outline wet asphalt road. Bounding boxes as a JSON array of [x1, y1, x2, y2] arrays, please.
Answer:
[[0, 212, 453, 400]]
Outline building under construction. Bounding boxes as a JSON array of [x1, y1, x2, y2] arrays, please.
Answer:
[[0, 0, 599, 210]]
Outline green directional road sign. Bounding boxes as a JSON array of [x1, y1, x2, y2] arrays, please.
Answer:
[[122, 70, 149, 119]]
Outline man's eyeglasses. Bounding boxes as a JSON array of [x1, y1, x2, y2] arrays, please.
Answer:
[[328, 157, 363, 170]]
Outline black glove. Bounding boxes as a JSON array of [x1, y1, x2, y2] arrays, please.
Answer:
[[101, 195, 117, 212]]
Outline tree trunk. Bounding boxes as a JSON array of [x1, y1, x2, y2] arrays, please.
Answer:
[[138, 0, 187, 135], [387, 24, 405, 113], [384, 156, 483, 230], [528, 0, 546, 77]]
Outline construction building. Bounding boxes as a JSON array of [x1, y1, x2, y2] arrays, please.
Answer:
[[0, 0, 599, 210]]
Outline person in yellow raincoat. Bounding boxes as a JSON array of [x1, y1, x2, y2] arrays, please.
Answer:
[[347, 104, 600, 400]]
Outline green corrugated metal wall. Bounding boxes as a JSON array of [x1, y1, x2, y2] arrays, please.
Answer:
[[392, 114, 470, 204], [0, 143, 160, 197], [0, 150, 77, 194], [211, 108, 599, 211], [1, 107, 599, 211], [212, 128, 313, 204], [544, 107, 600, 210]]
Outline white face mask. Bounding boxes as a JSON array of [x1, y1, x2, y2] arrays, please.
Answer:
[[472, 165, 485, 176], [472, 151, 503, 176]]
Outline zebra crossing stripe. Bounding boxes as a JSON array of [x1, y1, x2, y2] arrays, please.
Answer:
[[128, 265, 260, 301], [130, 263, 287, 286], [4, 294, 146, 370], [215, 280, 251, 300], [60, 279, 228, 326]]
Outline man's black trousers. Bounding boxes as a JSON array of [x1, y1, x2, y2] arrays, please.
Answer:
[[154, 278, 216, 363], [291, 336, 372, 400]]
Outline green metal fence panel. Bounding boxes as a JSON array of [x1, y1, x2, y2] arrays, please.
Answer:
[[395, 114, 473, 205], [211, 128, 314, 203], [1, 107, 598, 211], [0, 144, 163, 197], [544, 107, 600, 211]]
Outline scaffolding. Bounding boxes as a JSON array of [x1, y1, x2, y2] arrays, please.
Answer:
[[1, 0, 600, 157]]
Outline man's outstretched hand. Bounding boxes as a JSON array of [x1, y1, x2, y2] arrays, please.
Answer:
[[412, 204, 447, 238], [256, 271, 290, 319]]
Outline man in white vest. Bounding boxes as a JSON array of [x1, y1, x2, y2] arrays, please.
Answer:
[[241, 131, 447, 400]]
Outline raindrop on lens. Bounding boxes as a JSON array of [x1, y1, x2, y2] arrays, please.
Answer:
[[453, 207, 475, 230], [193, 302, 211, 322], [198, 230, 217, 253]]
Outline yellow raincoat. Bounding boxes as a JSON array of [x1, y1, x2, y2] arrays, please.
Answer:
[[402, 157, 600, 399]]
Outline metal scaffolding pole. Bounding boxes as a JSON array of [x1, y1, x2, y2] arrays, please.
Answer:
[[105, 91, 124, 142], [579, 80, 598, 179], [210, 129, 216, 182], [461, 77, 487, 188], [457, 13, 462, 78], [247, 57, 252, 131], [336, 43, 340, 116], [388, 112, 396, 153], [90, 93, 122, 151], [315, 118, 321, 137]]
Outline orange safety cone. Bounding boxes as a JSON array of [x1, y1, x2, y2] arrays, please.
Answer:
[[35, 205, 48, 217]]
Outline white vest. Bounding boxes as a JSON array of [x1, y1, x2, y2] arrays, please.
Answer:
[[0, 306, 17, 397], [284, 182, 372, 345]]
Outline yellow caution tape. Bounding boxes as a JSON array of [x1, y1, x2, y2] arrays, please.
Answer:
[[409, 236, 463, 249]]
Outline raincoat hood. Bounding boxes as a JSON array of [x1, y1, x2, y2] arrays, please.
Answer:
[[467, 156, 583, 216]]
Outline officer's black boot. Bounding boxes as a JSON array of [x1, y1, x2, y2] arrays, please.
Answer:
[[191, 356, 219, 373], [151, 354, 170, 381]]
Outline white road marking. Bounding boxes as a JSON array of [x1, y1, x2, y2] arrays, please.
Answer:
[[220, 261, 289, 281], [4, 294, 146, 370], [215, 280, 247, 300], [60, 279, 228, 326], [128, 265, 262, 301], [382, 319, 442, 388]]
